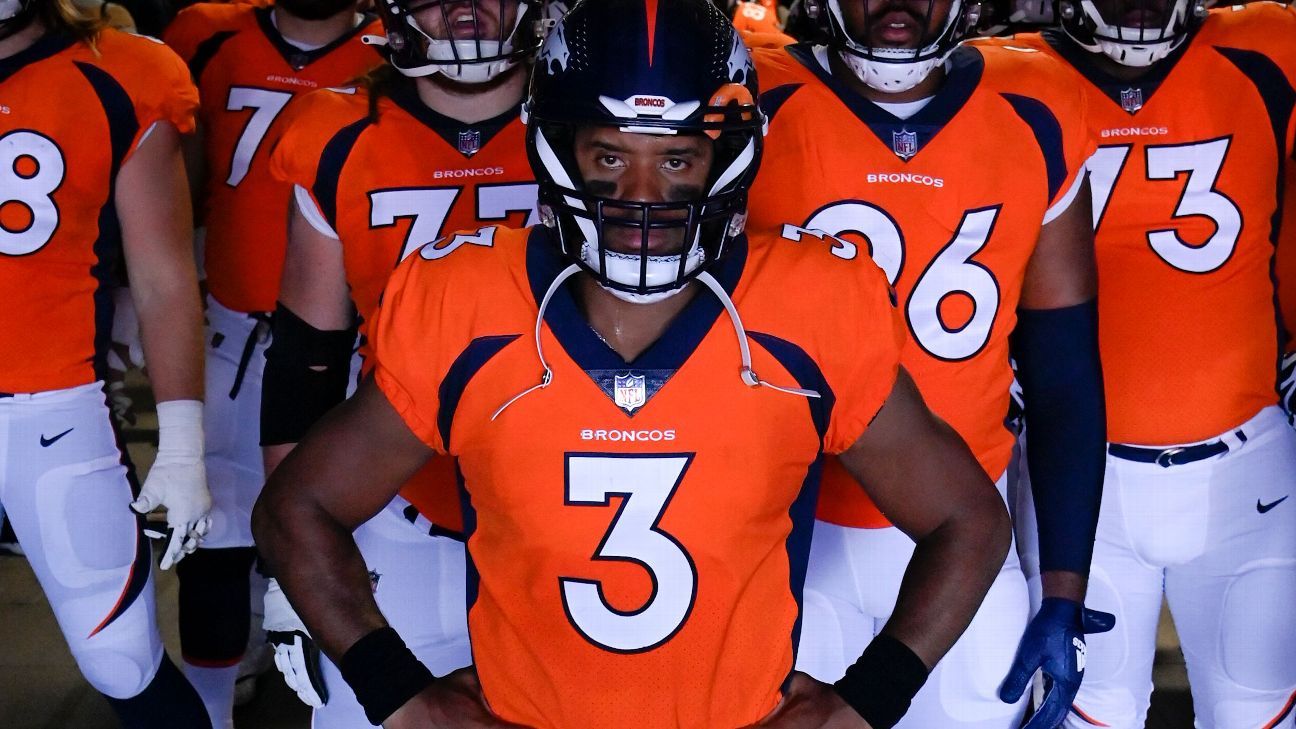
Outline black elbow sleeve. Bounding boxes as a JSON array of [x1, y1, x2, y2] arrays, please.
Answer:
[[260, 304, 356, 446]]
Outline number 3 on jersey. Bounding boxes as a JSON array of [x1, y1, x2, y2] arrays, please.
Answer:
[[0, 130, 65, 256], [560, 453, 697, 654], [782, 202, 1002, 361]]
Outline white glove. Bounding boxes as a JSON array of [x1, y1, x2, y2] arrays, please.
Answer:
[[131, 400, 211, 570], [1280, 351, 1296, 423], [264, 577, 328, 708]]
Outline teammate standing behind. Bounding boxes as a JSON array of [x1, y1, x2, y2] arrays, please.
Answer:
[[995, 2, 1296, 726], [747, 2, 1112, 727], [255, 1, 1013, 727], [162, 3, 379, 726], [0, 0, 212, 726], [256, 0, 541, 725]]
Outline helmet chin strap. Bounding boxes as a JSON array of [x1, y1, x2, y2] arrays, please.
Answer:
[[490, 265, 819, 422]]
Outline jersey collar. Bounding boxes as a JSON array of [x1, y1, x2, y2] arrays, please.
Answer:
[[525, 227, 748, 416], [254, 7, 373, 71], [1040, 27, 1197, 116], [385, 76, 521, 159], [785, 42, 985, 163], [0, 31, 76, 84]]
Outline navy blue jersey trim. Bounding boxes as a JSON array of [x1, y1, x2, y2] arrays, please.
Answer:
[[784, 454, 823, 665], [784, 43, 985, 163], [759, 82, 804, 124], [524, 228, 749, 413], [1040, 28, 1195, 114], [747, 331, 835, 443], [186, 30, 237, 85], [437, 334, 521, 448], [386, 76, 521, 157], [313, 117, 371, 228], [253, 6, 376, 70], [455, 463, 481, 620], [1001, 93, 1068, 204], [76, 62, 139, 381], [1215, 46, 1296, 355], [0, 32, 76, 84]]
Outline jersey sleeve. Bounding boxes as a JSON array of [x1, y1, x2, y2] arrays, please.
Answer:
[[268, 89, 365, 227], [160, 5, 212, 63], [1043, 80, 1095, 224], [107, 33, 199, 159], [822, 260, 907, 455], [371, 253, 450, 453]]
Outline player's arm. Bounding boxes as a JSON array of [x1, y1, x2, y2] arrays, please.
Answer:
[[1001, 179, 1114, 728], [261, 191, 355, 476], [253, 380, 511, 728], [823, 369, 1010, 728], [117, 119, 212, 569]]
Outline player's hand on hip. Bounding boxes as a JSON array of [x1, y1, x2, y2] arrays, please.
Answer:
[[264, 578, 327, 708], [748, 672, 872, 728], [999, 597, 1116, 729], [131, 400, 211, 570], [1279, 351, 1296, 423], [384, 668, 528, 729]]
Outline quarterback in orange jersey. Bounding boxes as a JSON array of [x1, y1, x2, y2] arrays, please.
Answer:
[[746, 2, 1112, 728], [256, 0, 543, 725], [255, 1, 1014, 728], [995, 2, 1296, 727], [0, 0, 214, 726], [161, 2, 381, 724]]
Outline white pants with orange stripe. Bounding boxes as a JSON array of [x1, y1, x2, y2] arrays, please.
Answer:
[[1017, 405, 1296, 729], [0, 381, 164, 698], [796, 474, 1031, 729]]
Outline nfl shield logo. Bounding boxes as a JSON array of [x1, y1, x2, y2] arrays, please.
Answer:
[[1120, 87, 1144, 113], [892, 128, 918, 160], [613, 373, 647, 413], [457, 128, 482, 156]]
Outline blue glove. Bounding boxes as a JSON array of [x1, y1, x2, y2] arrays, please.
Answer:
[[999, 597, 1116, 729]]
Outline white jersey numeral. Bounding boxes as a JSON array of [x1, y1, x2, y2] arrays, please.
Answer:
[[781, 201, 1002, 361], [0, 131, 65, 256], [1086, 138, 1241, 274], [369, 182, 538, 261], [560, 454, 696, 653], [224, 86, 293, 187]]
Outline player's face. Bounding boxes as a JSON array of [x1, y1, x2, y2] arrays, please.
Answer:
[[842, 0, 955, 48], [573, 127, 715, 256], [411, 0, 519, 42], [1092, 0, 1169, 27]]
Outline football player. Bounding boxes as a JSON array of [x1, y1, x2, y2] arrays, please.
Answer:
[[991, 2, 1296, 727], [253, 1, 1014, 728], [0, 0, 212, 726], [745, 1, 1112, 727], [256, 0, 542, 725], [161, 2, 380, 725]]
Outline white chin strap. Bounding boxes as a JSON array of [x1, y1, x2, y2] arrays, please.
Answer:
[[1075, 0, 1192, 67], [422, 38, 518, 83], [839, 49, 945, 93], [579, 239, 706, 305]]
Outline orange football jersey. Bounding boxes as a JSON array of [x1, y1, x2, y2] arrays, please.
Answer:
[[732, 0, 782, 35], [748, 43, 1092, 528], [0, 29, 198, 394], [270, 78, 535, 531], [164, 2, 381, 314], [371, 225, 904, 729], [1002, 5, 1296, 445]]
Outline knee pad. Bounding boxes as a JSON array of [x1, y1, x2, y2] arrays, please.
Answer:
[[71, 634, 160, 699], [1221, 561, 1296, 691], [177, 546, 256, 663]]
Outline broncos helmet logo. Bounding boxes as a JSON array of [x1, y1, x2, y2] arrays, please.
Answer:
[[536, 22, 570, 74], [726, 30, 755, 84]]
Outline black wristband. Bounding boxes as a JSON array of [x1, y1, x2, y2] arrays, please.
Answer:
[[833, 634, 930, 729], [339, 627, 435, 726]]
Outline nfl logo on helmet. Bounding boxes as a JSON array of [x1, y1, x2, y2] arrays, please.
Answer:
[[614, 373, 647, 413], [892, 128, 918, 160]]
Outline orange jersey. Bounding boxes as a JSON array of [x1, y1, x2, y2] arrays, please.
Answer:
[[371, 225, 904, 729], [732, 0, 782, 34], [270, 79, 535, 530], [1001, 6, 1296, 445], [0, 30, 198, 394], [749, 43, 1092, 528], [164, 2, 381, 314]]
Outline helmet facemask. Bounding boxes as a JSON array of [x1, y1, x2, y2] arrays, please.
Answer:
[[367, 0, 542, 83], [822, 0, 982, 93], [1059, 0, 1207, 67]]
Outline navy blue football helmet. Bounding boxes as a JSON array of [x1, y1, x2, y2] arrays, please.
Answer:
[[524, 0, 764, 301]]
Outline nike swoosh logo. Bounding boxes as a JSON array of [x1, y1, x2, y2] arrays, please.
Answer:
[[40, 428, 74, 447], [1258, 496, 1289, 514]]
